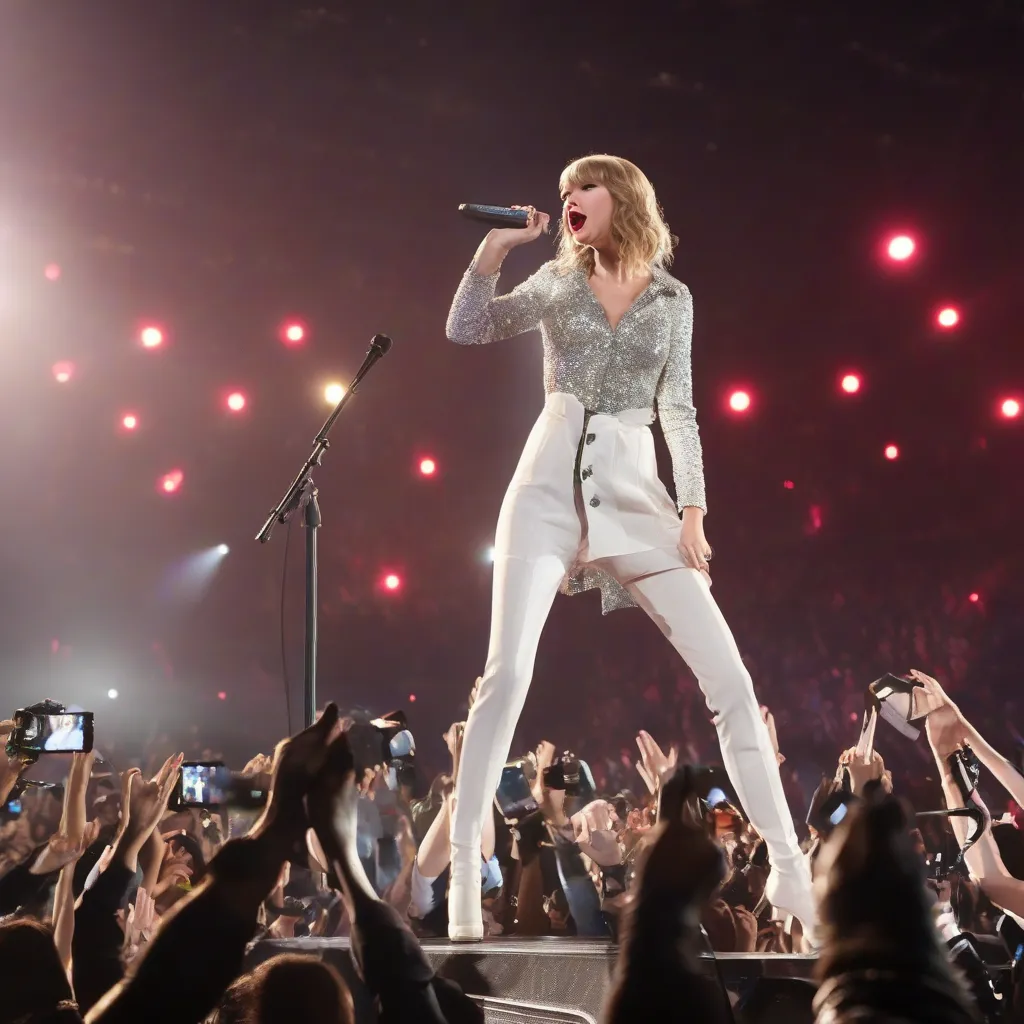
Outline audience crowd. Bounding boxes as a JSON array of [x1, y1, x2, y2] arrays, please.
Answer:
[[2, 544, 1024, 1022]]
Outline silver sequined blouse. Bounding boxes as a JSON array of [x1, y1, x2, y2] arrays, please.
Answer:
[[446, 259, 707, 513]]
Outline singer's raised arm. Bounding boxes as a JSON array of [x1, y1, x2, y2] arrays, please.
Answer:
[[446, 259, 554, 346]]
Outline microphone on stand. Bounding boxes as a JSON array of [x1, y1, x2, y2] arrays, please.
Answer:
[[458, 204, 530, 229], [346, 333, 393, 393]]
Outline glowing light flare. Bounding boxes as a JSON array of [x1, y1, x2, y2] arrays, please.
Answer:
[[282, 322, 306, 344], [226, 391, 247, 412], [52, 361, 74, 384], [783, 480, 795, 490], [107, 689, 119, 700], [159, 469, 184, 494], [936, 306, 960, 329], [968, 592, 980, 604], [217, 691, 227, 701], [884, 444, 900, 461], [121, 413, 138, 431], [840, 373, 861, 394], [1000, 397, 1021, 420], [140, 325, 164, 349], [418, 457, 437, 477], [727, 390, 751, 413], [324, 382, 346, 404], [408, 694, 417, 703], [886, 234, 916, 262], [382, 573, 401, 592], [44, 263, 61, 281]]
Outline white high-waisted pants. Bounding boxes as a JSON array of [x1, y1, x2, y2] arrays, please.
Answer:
[[450, 395, 805, 884]]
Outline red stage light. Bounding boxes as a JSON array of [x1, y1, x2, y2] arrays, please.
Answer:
[[1000, 397, 1021, 420], [52, 361, 74, 384], [383, 573, 401, 591], [226, 391, 247, 412], [728, 390, 751, 412], [840, 373, 861, 394], [968, 592, 980, 604], [936, 306, 960, 329], [783, 480, 795, 490], [159, 469, 184, 494], [884, 444, 900, 461], [121, 413, 138, 430], [886, 234, 915, 261], [217, 691, 227, 701], [44, 263, 61, 281], [409, 694, 417, 703], [282, 322, 305, 344], [140, 325, 164, 348], [419, 457, 437, 476]]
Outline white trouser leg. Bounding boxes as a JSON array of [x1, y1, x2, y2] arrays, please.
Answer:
[[608, 560, 817, 940], [448, 551, 569, 939]]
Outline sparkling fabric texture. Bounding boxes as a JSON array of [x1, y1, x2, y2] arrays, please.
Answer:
[[447, 258, 706, 612]]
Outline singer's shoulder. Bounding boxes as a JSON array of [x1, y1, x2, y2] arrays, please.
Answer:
[[652, 265, 691, 300]]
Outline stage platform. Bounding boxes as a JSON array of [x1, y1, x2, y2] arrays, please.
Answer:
[[253, 936, 818, 1022]]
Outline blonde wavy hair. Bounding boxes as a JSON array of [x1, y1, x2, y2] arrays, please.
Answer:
[[553, 154, 676, 278]]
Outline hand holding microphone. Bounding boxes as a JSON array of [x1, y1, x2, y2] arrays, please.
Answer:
[[461, 203, 551, 251]]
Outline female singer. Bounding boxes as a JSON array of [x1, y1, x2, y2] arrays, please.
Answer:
[[444, 155, 816, 943]]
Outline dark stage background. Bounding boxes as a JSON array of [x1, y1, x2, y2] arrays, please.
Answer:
[[0, 1, 1021, 788]]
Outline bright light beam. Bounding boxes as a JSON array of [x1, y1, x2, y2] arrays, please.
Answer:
[[157, 544, 231, 603]]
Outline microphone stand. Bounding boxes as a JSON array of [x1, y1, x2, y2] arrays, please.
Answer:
[[255, 334, 393, 728]]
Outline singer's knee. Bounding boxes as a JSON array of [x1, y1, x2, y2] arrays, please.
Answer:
[[700, 660, 758, 722]]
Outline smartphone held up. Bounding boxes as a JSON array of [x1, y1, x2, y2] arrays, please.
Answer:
[[5, 700, 94, 761], [173, 762, 268, 811]]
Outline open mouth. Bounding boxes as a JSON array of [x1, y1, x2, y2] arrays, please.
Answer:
[[567, 209, 587, 232]]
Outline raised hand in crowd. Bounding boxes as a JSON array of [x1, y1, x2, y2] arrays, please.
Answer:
[[912, 670, 1024, 927], [531, 740, 567, 827], [605, 766, 731, 1024], [0, 718, 31, 804], [912, 668, 1024, 811], [836, 746, 893, 796], [30, 819, 102, 877], [86, 704, 343, 1024], [813, 790, 978, 1024], [118, 754, 183, 871], [121, 887, 156, 966], [45, 750, 99, 976], [634, 729, 678, 798], [149, 839, 194, 902]]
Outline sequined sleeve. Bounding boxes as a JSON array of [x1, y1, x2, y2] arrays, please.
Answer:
[[446, 260, 553, 345], [655, 285, 707, 514]]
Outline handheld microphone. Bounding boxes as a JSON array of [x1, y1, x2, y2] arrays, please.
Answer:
[[458, 204, 530, 229]]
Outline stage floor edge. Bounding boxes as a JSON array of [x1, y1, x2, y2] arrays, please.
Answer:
[[253, 936, 818, 1023]]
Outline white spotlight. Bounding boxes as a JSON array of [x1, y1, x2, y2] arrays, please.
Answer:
[[217, 543, 230, 556], [484, 545, 496, 563], [107, 688, 119, 700]]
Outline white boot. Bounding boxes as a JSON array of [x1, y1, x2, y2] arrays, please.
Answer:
[[764, 852, 819, 949], [619, 565, 820, 945], [448, 842, 484, 942], [712, 692, 819, 945]]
